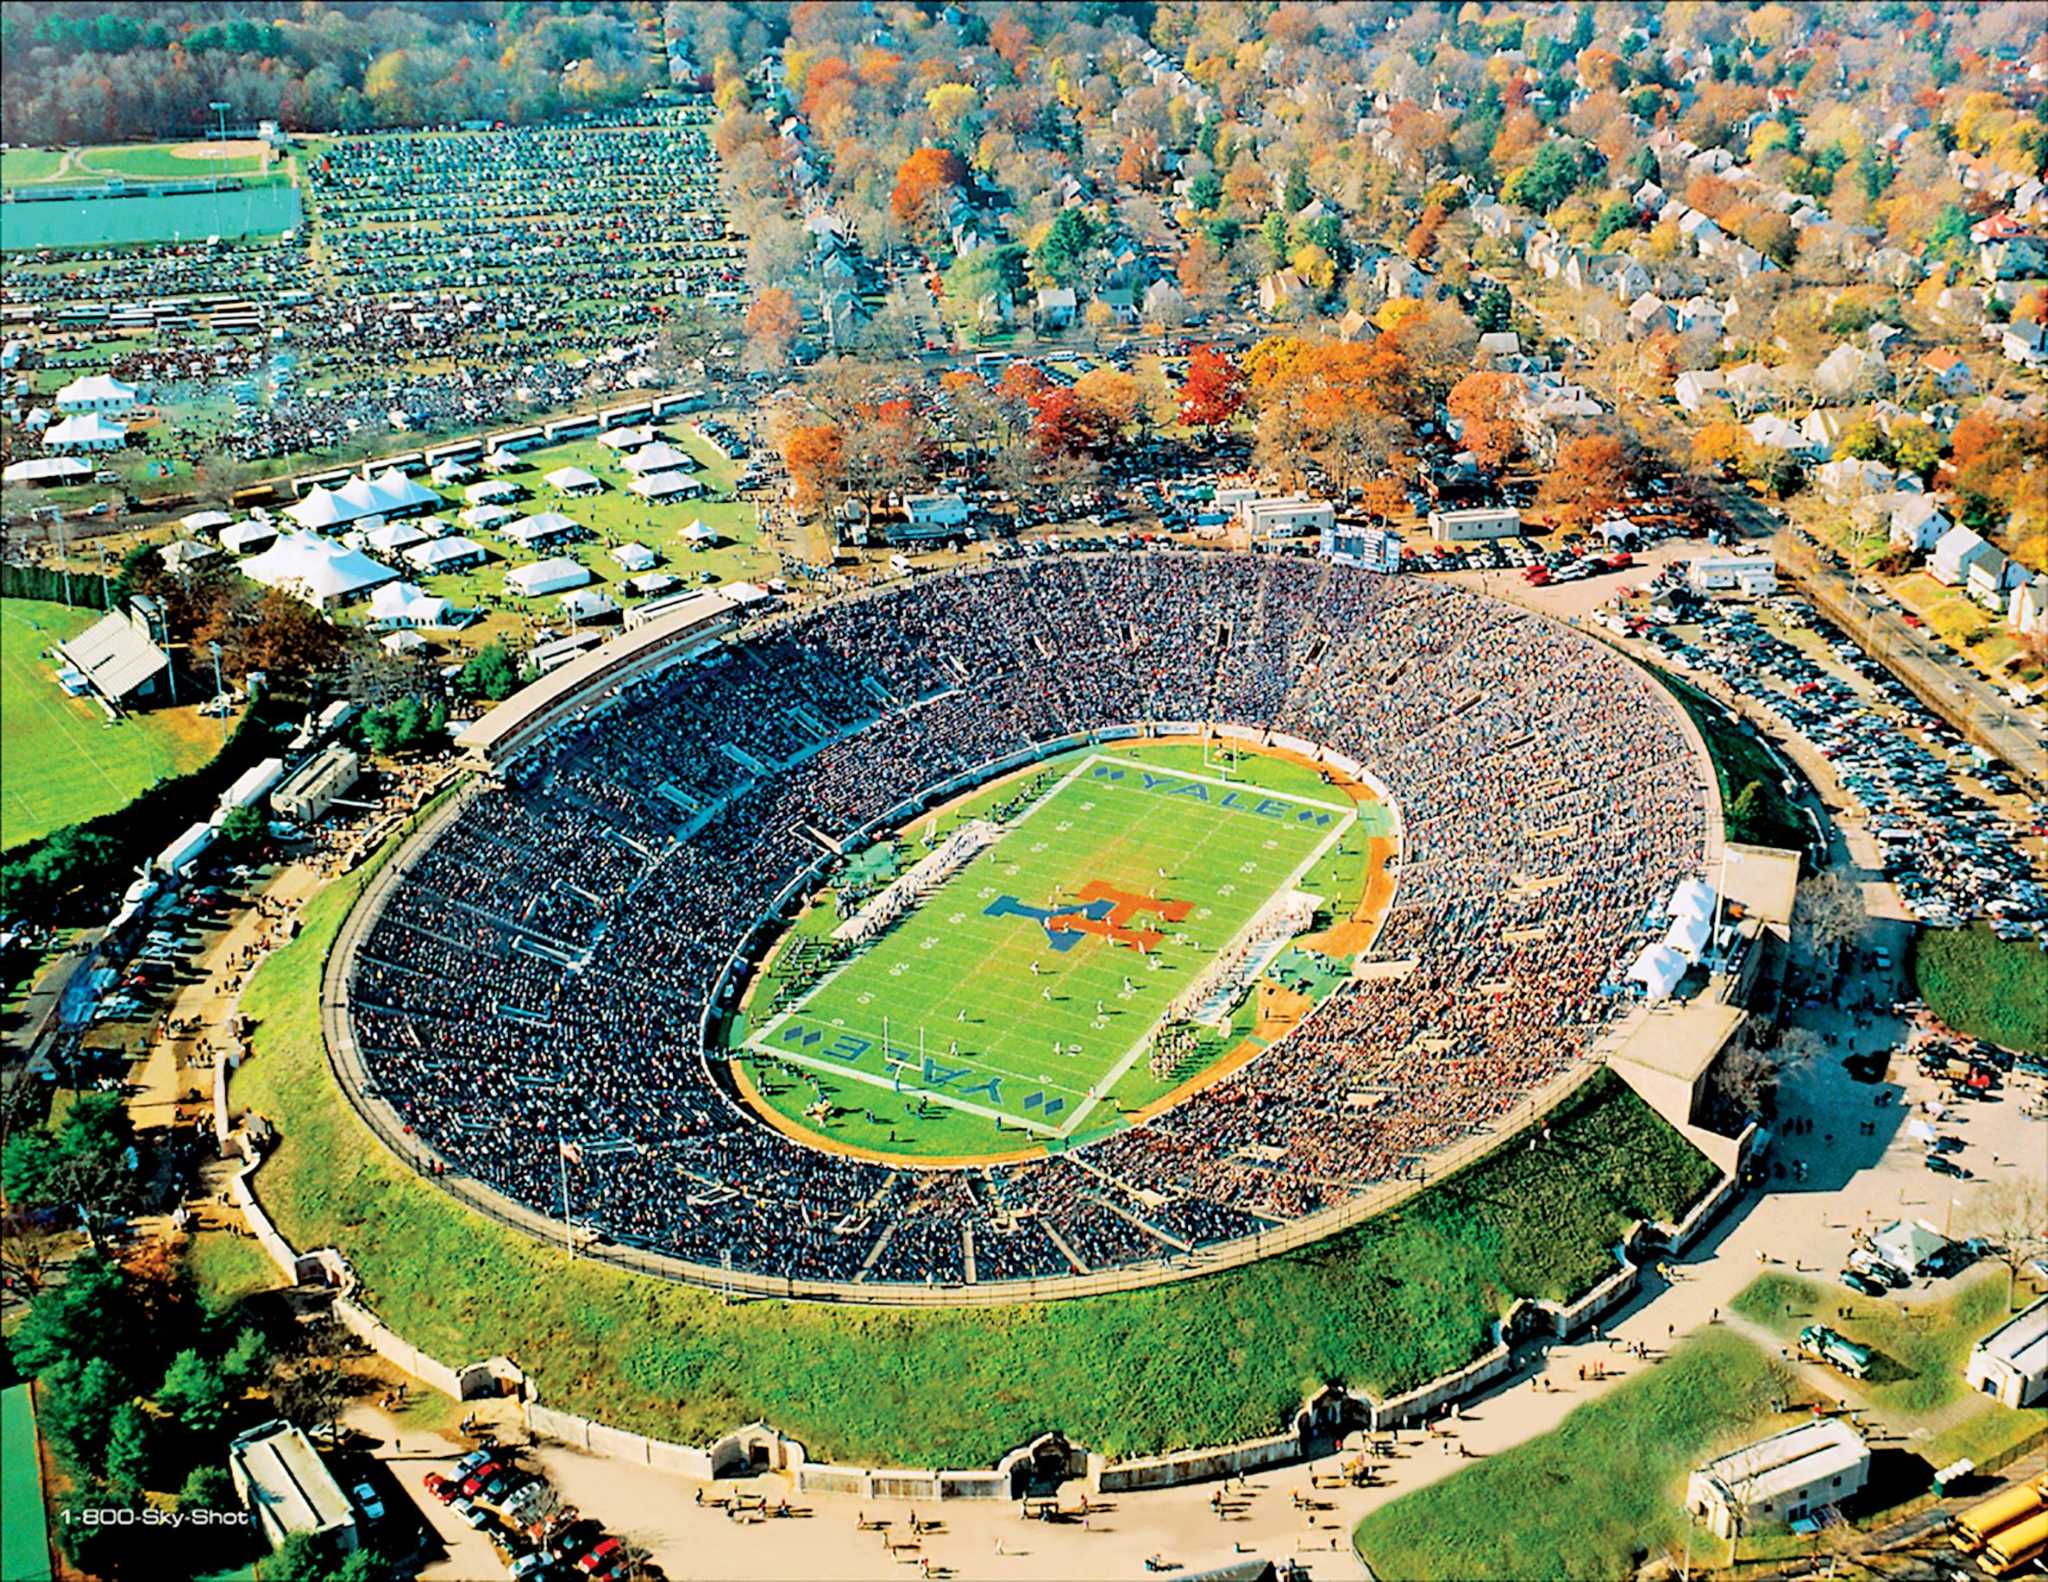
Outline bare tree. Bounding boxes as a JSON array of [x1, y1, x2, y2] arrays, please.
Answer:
[[1710, 1025, 1824, 1119], [1971, 1179, 2048, 1311], [1795, 870, 1865, 966]]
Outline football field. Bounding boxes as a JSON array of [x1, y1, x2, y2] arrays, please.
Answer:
[[746, 752, 1354, 1153]]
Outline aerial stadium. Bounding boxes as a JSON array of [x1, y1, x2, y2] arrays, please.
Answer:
[[325, 550, 1714, 1302]]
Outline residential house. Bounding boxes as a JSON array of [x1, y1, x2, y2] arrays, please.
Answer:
[[1259, 269, 1308, 316], [2009, 572, 2048, 639], [1035, 287, 1077, 331], [1628, 293, 1677, 338], [1930, 524, 2000, 589], [1888, 494, 1952, 553], [2001, 319, 2048, 367], [1674, 369, 1730, 413], [1922, 349, 1979, 396], [1142, 278, 1185, 322]]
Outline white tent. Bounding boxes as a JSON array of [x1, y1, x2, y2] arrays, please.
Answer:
[[405, 536, 487, 574], [45, 413, 127, 452], [484, 446, 523, 472], [462, 502, 517, 530], [465, 479, 522, 505], [363, 521, 429, 556], [505, 511, 581, 548], [181, 509, 232, 534], [545, 466, 602, 495], [681, 518, 717, 546], [1664, 912, 1712, 963], [241, 531, 398, 608], [505, 557, 590, 597], [1668, 878, 1717, 924], [1627, 943, 1687, 1002], [55, 373, 138, 414], [610, 542, 658, 572], [632, 471, 702, 501], [1, 457, 90, 485], [367, 581, 454, 629], [598, 425, 655, 451], [1871, 1218, 1948, 1274], [430, 458, 473, 486], [557, 587, 619, 623], [220, 520, 278, 555], [285, 484, 351, 530], [622, 441, 694, 475], [380, 629, 427, 654]]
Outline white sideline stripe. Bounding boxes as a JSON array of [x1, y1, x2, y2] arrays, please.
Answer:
[[1055, 799, 1355, 1139]]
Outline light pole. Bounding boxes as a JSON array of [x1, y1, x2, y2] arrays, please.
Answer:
[[208, 640, 226, 745], [209, 101, 231, 143]]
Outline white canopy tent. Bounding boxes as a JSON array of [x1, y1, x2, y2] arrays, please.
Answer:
[[1627, 943, 1687, 1003]]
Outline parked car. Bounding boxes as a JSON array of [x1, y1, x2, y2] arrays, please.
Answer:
[[1924, 1153, 1972, 1180], [423, 1472, 459, 1504], [453, 1497, 493, 1529], [352, 1481, 385, 1523], [1839, 1268, 1887, 1299]]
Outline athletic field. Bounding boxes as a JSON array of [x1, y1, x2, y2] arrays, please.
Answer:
[[1, 597, 223, 850], [1, 1385, 52, 1582], [742, 744, 1366, 1159]]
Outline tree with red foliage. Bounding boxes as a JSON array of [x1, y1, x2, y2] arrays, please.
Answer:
[[891, 146, 968, 234], [1179, 344, 1247, 427], [1029, 387, 1111, 458]]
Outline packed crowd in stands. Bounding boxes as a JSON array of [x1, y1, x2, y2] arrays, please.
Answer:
[[344, 553, 1709, 1289]]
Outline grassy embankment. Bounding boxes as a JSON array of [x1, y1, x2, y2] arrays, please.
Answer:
[[1353, 1327, 1795, 1582], [231, 824, 1717, 1466]]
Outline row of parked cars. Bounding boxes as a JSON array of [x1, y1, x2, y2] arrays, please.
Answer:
[[1651, 601, 2045, 934], [423, 1446, 642, 1581], [1840, 1235, 1987, 1298]]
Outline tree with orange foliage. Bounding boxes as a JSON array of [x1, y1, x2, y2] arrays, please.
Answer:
[[891, 146, 968, 234], [1446, 370, 1522, 469], [1118, 131, 1160, 190], [780, 422, 846, 518], [744, 287, 801, 368], [988, 15, 1031, 69], [1691, 420, 1747, 475], [1178, 233, 1224, 305], [1405, 201, 1447, 263], [802, 57, 852, 116], [1179, 344, 1247, 427], [1542, 432, 1637, 524], [1356, 477, 1407, 524]]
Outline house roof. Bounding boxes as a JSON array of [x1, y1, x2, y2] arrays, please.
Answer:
[[56, 608, 168, 701]]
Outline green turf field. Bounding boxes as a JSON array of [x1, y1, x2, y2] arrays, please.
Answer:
[[1, 1384, 53, 1582], [1, 597, 224, 850], [744, 748, 1356, 1159]]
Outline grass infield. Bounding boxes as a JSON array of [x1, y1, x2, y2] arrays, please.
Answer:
[[1, 597, 225, 851], [744, 746, 1354, 1159], [235, 809, 1716, 1465]]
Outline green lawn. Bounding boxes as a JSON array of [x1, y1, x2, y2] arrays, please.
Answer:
[[0, 147, 66, 186], [1, 1384, 53, 1582], [1, 597, 225, 851], [1353, 1328, 1795, 1582], [235, 822, 1717, 1466], [1914, 926, 2048, 1055], [750, 747, 1351, 1159], [1732, 1268, 2048, 1424], [79, 144, 271, 181], [1654, 666, 1807, 852], [395, 428, 772, 645], [184, 1230, 282, 1311]]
